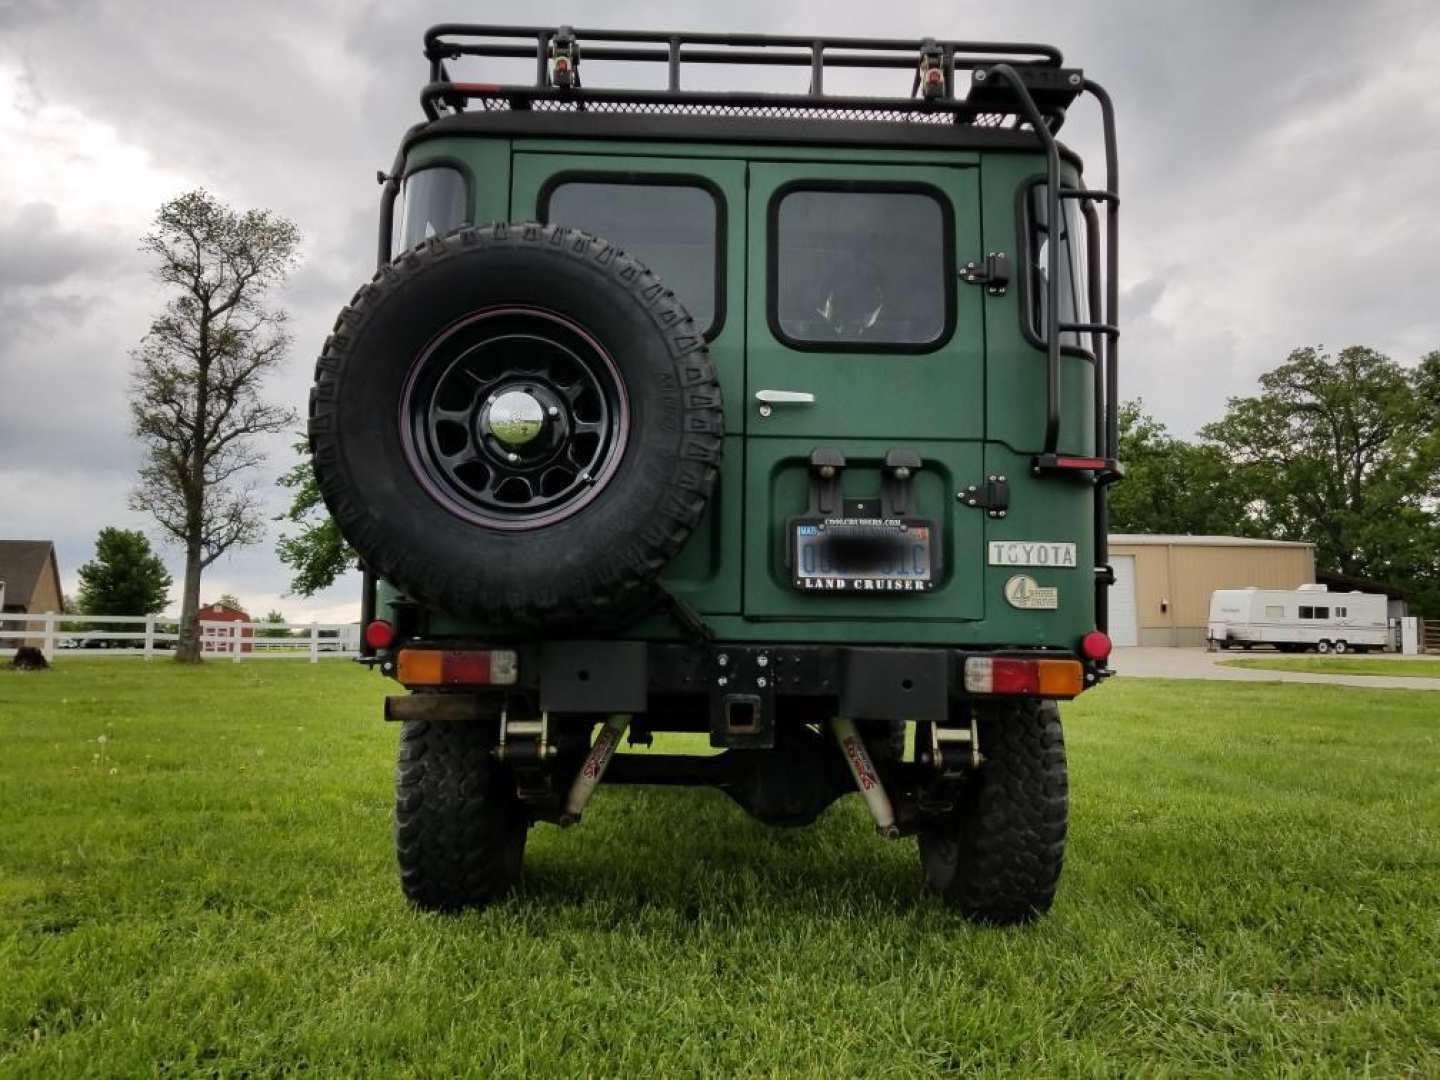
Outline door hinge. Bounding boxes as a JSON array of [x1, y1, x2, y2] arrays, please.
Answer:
[[958, 474, 1009, 518], [961, 252, 1009, 296]]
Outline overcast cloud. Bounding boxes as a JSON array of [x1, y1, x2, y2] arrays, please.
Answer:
[[2, 0, 1438, 622]]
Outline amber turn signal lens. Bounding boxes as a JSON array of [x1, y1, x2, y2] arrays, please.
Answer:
[[1035, 659, 1084, 697], [396, 649, 444, 685]]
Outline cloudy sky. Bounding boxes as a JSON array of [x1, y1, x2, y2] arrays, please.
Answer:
[[2, 0, 1438, 623]]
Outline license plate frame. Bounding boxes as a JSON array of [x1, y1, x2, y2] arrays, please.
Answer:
[[788, 515, 939, 593]]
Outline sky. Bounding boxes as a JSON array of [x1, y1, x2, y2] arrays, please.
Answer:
[[2, 0, 1438, 623]]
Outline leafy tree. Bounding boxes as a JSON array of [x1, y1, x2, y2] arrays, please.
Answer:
[[128, 190, 300, 662], [76, 528, 172, 616], [216, 593, 244, 613], [276, 440, 358, 596], [260, 609, 291, 638], [1108, 400, 1253, 536], [1200, 345, 1440, 614]]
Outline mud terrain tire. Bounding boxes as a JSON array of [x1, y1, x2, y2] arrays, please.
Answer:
[[395, 718, 528, 911], [917, 699, 1068, 924], [309, 223, 723, 630]]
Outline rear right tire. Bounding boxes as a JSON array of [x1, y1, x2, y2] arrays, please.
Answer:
[[917, 699, 1068, 925]]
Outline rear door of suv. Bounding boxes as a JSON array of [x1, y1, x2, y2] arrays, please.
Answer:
[[742, 161, 986, 624]]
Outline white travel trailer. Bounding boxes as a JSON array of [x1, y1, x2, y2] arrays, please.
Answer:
[[1207, 584, 1390, 653]]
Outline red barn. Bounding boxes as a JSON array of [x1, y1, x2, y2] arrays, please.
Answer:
[[199, 600, 254, 653]]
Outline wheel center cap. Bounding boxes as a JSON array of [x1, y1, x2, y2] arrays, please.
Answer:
[[486, 390, 546, 447]]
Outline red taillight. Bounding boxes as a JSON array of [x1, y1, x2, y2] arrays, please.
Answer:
[[991, 658, 1039, 694], [1081, 630, 1113, 661], [364, 619, 395, 650]]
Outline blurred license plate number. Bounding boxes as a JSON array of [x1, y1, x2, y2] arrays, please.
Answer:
[[793, 521, 933, 592]]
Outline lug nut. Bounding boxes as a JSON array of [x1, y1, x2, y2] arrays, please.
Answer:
[[756, 655, 768, 668], [507, 452, 519, 463], [547, 405, 560, 417]]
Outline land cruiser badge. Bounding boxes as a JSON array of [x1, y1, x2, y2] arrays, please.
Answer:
[[1004, 574, 1058, 610]]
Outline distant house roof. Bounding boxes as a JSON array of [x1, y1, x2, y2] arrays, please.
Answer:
[[0, 540, 62, 610], [202, 600, 251, 620], [1109, 534, 1313, 549]]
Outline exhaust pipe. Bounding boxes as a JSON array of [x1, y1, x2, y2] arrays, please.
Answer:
[[559, 714, 630, 825], [832, 716, 899, 838]]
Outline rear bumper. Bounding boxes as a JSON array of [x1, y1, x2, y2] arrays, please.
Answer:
[[383, 640, 1103, 725]]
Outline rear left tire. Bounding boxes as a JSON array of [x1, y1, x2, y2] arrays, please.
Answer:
[[395, 718, 529, 911]]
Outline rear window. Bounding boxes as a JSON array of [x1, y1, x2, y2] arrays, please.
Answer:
[[541, 177, 722, 337], [399, 166, 469, 250], [769, 184, 953, 351]]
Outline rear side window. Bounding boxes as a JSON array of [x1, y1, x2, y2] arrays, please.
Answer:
[[541, 177, 722, 337], [399, 166, 469, 250], [1027, 184, 1089, 348], [1265, 605, 1284, 617], [769, 184, 953, 351]]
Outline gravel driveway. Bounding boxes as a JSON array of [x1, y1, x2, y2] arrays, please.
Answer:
[[1112, 647, 1440, 691]]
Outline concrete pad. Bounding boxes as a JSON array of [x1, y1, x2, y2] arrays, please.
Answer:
[[1111, 647, 1440, 691]]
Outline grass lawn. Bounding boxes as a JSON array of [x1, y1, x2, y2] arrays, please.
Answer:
[[2, 660, 1438, 1076], [1219, 656, 1440, 679]]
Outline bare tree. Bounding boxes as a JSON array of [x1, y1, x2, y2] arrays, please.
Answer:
[[129, 190, 300, 662]]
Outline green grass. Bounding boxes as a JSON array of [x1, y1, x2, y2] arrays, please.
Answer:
[[1218, 656, 1440, 678], [2, 661, 1438, 1077]]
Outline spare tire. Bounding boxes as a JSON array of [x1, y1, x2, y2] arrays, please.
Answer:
[[309, 222, 723, 630]]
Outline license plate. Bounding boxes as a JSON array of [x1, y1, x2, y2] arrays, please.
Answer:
[[791, 518, 935, 592]]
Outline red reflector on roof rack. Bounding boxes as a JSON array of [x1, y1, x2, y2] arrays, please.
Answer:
[[1054, 456, 1107, 470], [449, 82, 504, 94]]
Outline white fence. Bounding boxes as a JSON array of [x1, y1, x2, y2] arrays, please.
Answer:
[[0, 613, 360, 663]]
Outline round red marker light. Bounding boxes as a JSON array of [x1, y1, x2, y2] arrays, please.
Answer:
[[1081, 630, 1112, 661], [364, 619, 395, 650]]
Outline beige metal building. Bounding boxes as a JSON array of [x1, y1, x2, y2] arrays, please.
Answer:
[[1108, 534, 1316, 647]]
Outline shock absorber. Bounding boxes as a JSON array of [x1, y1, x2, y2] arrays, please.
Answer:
[[559, 714, 630, 826], [831, 716, 899, 838]]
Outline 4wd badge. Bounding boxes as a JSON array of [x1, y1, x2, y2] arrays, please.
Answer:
[[1004, 574, 1058, 610]]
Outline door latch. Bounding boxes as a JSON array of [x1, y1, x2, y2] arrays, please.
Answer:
[[961, 252, 1009, 296]]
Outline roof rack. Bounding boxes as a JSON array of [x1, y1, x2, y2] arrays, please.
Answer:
[[418, 24, 1084, 129]]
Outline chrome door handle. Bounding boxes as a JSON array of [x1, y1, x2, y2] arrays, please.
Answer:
[[754, 389, 816, 404]]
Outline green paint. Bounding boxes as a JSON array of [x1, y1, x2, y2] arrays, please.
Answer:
[[396, 131, 1100, 649]]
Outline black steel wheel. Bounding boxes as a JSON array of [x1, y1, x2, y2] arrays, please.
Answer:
[[401, 309, 629, 530]]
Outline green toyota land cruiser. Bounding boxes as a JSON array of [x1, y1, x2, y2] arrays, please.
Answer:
[[311, 23, 1121, 924]]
